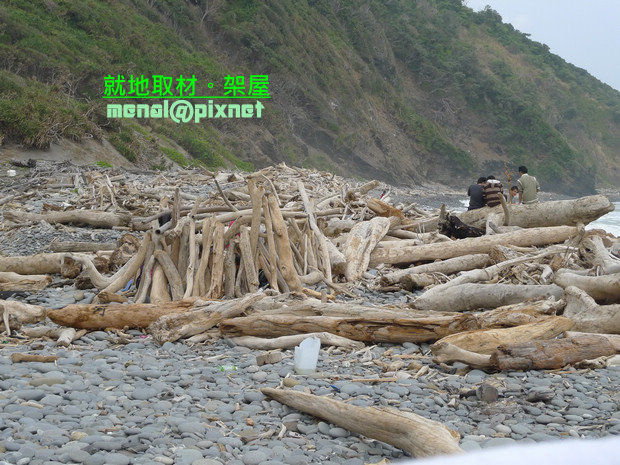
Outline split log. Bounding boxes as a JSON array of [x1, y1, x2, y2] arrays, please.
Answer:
[[0, 300, 46, 334], [0, 253, 66, 275], [3, 209, 132, 228], [380, 254, 491, 288], [343, 217, 390, 281], [154, 250, 184, 300], [261, 388, 462, 457], [563, 286, 620, 334], [148, 292, 264, 344], [565, 331, 620, 352], [414, 283, 564, 312], [490, 334, 615, 370], [48, 241, 117, 252], [370, 226, 577, 266], [47, 299, 198, 330], [0, 272, 51, 291], [220, 312, 480, 343], [268, 194, 302, 292], [579, 235, 620, 274], [228, 332, 365, 350], [555, 270, 620, 303], [432, 316, 574, 354]]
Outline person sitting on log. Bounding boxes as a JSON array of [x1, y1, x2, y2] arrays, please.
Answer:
[[467, 176, 486, 210], [482, 175, 504, 208]]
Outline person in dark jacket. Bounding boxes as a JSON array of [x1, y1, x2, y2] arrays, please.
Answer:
[[467, 177, 486, 210], [483, 175, 504, 207]]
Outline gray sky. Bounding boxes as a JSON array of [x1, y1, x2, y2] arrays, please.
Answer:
[[464, 0, 620, 91]]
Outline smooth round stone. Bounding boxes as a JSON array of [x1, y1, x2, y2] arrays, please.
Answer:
[[244, 391, 265, 403], [101, 452, 130, 465], [242, 450, 269, 465], [510, 423, 532, 435], [192, 460, 224, 465], [465, 370, 486, 383], [494, 424, 512, 434], [14, 389, 46, 401], [460, 440, 482, 451], [130, 387, 159, 400], [205, 391, 229, 400], [328, 427, 349, 438], [536, 414, 566, 425], [482, 438, 517, 448], [178, 422, 206, 435], [175, 448, 203, 464], [40, 394, 64, 407], [29, 377, 65, 387]]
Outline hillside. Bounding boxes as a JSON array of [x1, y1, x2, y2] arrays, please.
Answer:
[[1, 0, 619, 195]]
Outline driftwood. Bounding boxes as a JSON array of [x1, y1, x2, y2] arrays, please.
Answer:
[[0, 272, 51, 291], [148, 292, 264, 344], [579, 235, 620, 275], [0, 300, 47, 334], [563, 286, 620, 334], [432, 316, 574, 354], [554, 270, 620, 303], [565, 331, 620, 352], [20, 326, 87, 346], [433, 334, 616, 370], [490, 334, 616, 370], [48, 241, 117, 253], [47, 299, 198, 330], [220, 312, 480, 343], [343, 217, 390, 281], [370, 226, 577, 266], [228, 332, 365, 350], [380, 254, 491, 288], [11, 353, 59, 363], [261, 388, 462, 457], [414, 283, 564, 312], [0, 253, 66, 275], [3, 209, 132, 228]]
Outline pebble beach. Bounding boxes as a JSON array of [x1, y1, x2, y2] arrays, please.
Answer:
[[0, 163, 618, 464]]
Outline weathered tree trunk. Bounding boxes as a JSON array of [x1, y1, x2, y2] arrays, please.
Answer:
[[490, 334, 616, 370], [555, 270, 620, 303], [563, 286, 620, 334], [150, 263, 171, 304], [220, 312, 479, 343], [432, 316, 574, 354], [228, 332, 365, 350], [431, 342, 492, 368], [268, 194, 302, 292], [261, 388, 462, 457], [343, 217, 390, 281], [367, 198, 405, 220], [47, 299, 197, 330], [154, 250, 184, 300], [414, 283, 564, 312], [380, 254, 491, 289], [0, 253, 66, 275], [370, 226, 577, 266], [207, 222, 225, 298], [472, 298, 564, 328], [0, 272, 51, 291], [148, 292, 264, 344], [3, 209, 132, 228]]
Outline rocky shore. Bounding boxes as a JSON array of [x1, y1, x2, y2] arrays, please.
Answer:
[[0, 161, 618, 465]]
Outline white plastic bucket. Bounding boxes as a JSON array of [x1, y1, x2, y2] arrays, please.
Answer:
[[7, 169, 16, 177], [293, 337, 320, 375]]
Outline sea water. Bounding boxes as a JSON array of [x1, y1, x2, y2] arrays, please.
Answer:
[[457, 200, 620, 237]]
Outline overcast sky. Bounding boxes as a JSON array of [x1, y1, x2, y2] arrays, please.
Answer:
[[464, 0, 620, 91]]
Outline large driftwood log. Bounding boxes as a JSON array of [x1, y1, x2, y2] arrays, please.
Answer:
[[413, 196, 614, 231], [555, 270, 620, 303], [472, 298, 564, 328], [490, 334, 616, 370], [268, 194, 302, 292], [228, 332, 365, 350], [580, 235, 620, 275], [48, 241, 117, 252], [3, 209, 132, 228], [380, 254, 491, 288], [563, 286, 620, 334], [220, 312, 480, 343], [148, 292, 264, 344], [47, 299, 197, 330], [343, 217, 390, 281], [261, 388, 462, 457], [433, 334, 616, 370], [0, 253, 66, 275], [370, 226, 577, 266], [414, 283, 564, 312], [432, 316, 574, 354], [0, 272, 51, 291]]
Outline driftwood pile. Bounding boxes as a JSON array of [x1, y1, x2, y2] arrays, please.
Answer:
[[1, 162, 619, 457]]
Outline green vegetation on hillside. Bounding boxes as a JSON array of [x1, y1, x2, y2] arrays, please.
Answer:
[[0, 0, 618, 194]]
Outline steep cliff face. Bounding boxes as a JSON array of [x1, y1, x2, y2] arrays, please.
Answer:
[[1, 0, 618, 195]]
